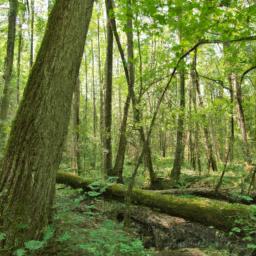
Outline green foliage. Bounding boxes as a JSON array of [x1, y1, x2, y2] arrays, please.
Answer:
[[15, 225, 55, 255], [15, 248, 26, 256], [0, 232, 6, 241], [24, 240, 45, 251], [229, 207, 256, 253], [78, 220, 150, 256], [57, 232, 71, 243]]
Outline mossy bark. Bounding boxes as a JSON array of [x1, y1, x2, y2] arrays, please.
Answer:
[[56, 172, 254, 232], [0, 0, 94, 252]]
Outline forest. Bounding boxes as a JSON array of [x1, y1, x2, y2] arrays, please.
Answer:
[[0, 0, 256, 255]]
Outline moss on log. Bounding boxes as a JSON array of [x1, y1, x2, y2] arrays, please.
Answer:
[[151, 188, 256, 205], [56, 172, 255, 232]]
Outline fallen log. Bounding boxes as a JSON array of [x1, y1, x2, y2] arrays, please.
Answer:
[[56, 172, 255, 232], [150, 188, 256, 205], [114, 206, 228, 250], [156, 248, 206, 256]]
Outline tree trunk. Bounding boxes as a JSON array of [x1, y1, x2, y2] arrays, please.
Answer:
[[103, 0, 114, 176], [192, 84, 202, 175], [113, 95, 131, 182], [97, 13, 104, 169], [0, 0, 18, 150], [231, 74, 251, 163], [191, 51, 217, 172], [111, 0, 131, 181], [30, 0, 35, 68], [56, 172, 254, 232], [228, 74, 235, 162], [84, 52, 88, 125], [109, 0, 156, 184], [16, 10, 24, 105], [171, 67, 186, 182], [91, 39, 97, 169], [0, 0, 94, 252], [71, 79, 82, 174]]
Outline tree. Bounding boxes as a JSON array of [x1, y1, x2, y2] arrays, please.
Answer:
[[170, 63, 186, 182], [29, 0, 35, 68], [192, 51, 218, 172], [71, 78, 82, 174], [103, 0, 114, 176], [0, 0, 18, 151], [170, 7, 186, 182], [0, 0, 94, 251]]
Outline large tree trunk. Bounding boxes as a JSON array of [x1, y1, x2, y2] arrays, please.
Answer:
[[103, 0, 114, 176], [56, 172, 254, 232], [0, 0, 18, 151], [0, 0, 94, 252]]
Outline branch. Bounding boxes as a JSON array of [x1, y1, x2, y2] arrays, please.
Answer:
[[132, 35, 256, 173], [107, 0, 130, 85], [240, 65, 256, 84], [199, 74, 230, 91]]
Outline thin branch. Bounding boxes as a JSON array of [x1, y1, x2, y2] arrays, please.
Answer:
[[132, 35, 256, 173], [240, 65, 256, 84], [108, 0, 130, 85], [199, 74, 230, 91]]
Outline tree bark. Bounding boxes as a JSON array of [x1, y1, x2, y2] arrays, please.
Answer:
[[0, 0, 94, 252], [16, 10, 24, 105], [190, 74, 202, 174], [71, 79, 82, 174], [91, 39, 97, 169], [0, 0, 18, 150], [111, 0, 156, 184], [30, 0, 35, 68], [103, 0, 114, 176], [231, 74, 251, 163], [191, 51, 217, 172], [228, 74, 235, 162], [113, 95, 131, 182], [171, 67, 186, 182], [56, 172, 254, 232], [97, 13, 104, 169]]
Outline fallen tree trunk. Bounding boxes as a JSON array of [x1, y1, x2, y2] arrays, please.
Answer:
[[150, 188, 256, 205], [114, 206, 229, 250], [56, 172, 254, 232]]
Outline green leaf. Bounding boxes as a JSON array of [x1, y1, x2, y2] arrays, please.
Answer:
[[247, 243, 256, 249], [43, 225, 55, 241], [57, 232, 71, 242], [231, 227, 241, 233], [24, 240, 45, 251], [88, 191, 102, 197], [15, 248, 26, 256], [0, 232, 6, 241]]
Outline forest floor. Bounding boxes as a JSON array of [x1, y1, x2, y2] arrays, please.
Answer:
[[38, 158, 255, 256], [40, 185, 245, 256]]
